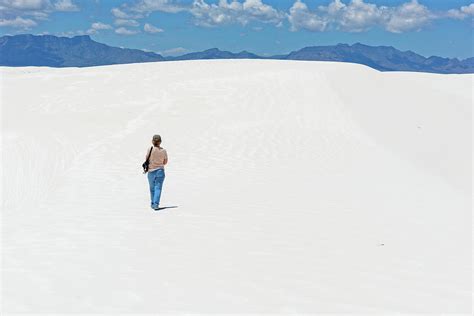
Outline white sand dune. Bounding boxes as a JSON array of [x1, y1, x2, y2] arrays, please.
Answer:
[[1, 60, 472, 314]]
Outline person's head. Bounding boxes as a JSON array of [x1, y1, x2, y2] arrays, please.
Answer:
[[152, 134, 161, 147]]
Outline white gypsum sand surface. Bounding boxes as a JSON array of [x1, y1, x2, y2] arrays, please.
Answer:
[[1, 59, 472, 314]]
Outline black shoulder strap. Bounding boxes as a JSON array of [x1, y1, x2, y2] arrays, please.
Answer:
[[146, 146, 153, 161]]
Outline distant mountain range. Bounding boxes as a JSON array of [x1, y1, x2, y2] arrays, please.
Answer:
[[0, 34, 472, 74]]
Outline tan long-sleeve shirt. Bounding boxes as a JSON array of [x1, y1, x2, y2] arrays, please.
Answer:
[[145, 146, 168, 172]]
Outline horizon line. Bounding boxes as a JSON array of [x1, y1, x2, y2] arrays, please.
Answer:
[[2, 32, 472, 61]]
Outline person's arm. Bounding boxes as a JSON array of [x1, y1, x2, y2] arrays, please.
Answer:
[[163, 150, 168, 165], [145, 147, 152, 160]]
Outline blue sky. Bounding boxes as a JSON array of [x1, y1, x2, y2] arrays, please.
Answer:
[[0, 0, 473, 58]]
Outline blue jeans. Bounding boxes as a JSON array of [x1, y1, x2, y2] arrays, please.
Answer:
[[147, 168, 165, 208]]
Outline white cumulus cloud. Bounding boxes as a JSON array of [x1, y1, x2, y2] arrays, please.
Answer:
[[288, 0, 437, 33], [115, 26, 140, 35], [288, 0, 328, 32], [128, 0, 185, 14], [91, 22, 112, 30], [144, 23, 163, 33], [111, 0, 284, 28], [107, 0, 471, 34], [114, 18, 139, 27], [85, 21, 112, 35], [54, 0, 78, 11], [110, 0, 184, 21], [0, 0, 50, 10], [190, 0, 285, 27], [447, 3, 474, 20], [111, 7, 136, 19], [318, 0, 385, 32], [0, 16, 37, 28], [384, 0, 435, 33], [0, 0, 79, 29]]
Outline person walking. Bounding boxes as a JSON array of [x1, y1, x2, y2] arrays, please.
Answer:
[[144, 134, 168, 210]]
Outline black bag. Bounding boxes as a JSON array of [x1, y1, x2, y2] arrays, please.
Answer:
[[142, 146, 153, 173]]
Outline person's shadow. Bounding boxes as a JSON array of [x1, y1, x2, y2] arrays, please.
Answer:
[[155, 206, 178, 211]]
